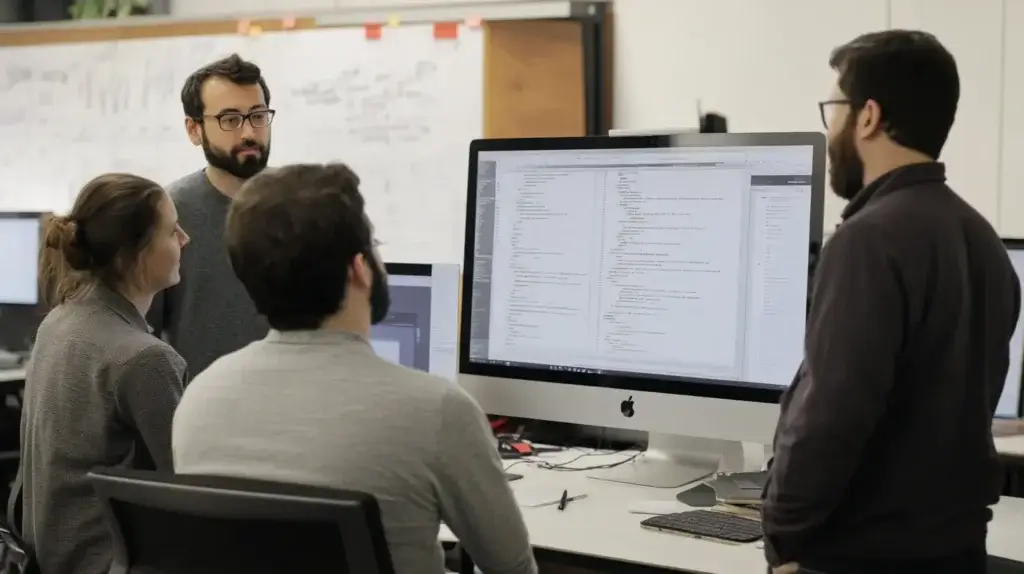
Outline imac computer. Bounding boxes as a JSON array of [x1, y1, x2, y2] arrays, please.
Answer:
[[0, 213, 42, 306], [373, 263, 461, 380], [998, 240, 1024, 419], [458, 132, 826, 488]]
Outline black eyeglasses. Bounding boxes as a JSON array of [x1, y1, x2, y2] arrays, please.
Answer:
[[202, 109, 276, 131], [818, 99, 851, 129]]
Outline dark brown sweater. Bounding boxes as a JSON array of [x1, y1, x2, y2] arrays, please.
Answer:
[[763, 162, 1020, 567]]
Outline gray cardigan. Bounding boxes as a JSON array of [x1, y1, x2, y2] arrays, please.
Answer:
[[11, 284, 185, 574]]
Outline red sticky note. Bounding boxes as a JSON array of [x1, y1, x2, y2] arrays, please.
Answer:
[[364, 23, 383, 40], [433, 21, 459, 40]]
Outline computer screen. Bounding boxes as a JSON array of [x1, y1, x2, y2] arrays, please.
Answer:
[[0, 214, 41, 305], [461, 133, 825, 400], [999, 242, 1024, 418], [371, 263, 460, 380]]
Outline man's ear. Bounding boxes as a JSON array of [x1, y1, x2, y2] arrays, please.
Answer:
[[185, 117, 202, 147], [350, 253, 373, 289], [856, 99, 884, 139]]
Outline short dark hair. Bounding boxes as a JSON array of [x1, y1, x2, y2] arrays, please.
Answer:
[[830, 29, 959, 159], [181, 54, 271, 119], [226, 163, 371, 331], [41, 173, 165, 308]]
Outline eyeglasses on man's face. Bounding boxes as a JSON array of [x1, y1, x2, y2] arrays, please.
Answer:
[[203, 109, 276, 131], [818, 99, 851, 130]]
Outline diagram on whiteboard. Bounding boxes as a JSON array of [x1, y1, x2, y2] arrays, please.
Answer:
[[0, 24, 482, 264]]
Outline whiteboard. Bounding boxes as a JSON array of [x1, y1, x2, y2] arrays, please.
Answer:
[[0, 24, 483, 264]]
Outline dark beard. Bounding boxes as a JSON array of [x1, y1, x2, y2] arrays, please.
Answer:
[[366, 250, 391, 324], [201, 129, 270, 180], [827, 117, 866, 201]]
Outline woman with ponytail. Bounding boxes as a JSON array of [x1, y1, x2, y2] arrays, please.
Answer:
[[12, 173, 190, 574]]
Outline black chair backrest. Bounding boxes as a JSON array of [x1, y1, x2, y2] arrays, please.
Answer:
[[88, 468, 394, 574]]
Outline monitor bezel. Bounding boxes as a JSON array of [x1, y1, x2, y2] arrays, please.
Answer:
[[0, 212, 45, 307], [458, 132, 826, 405], [384, 262, 431, 277], [1002, 238, 1024, 418]]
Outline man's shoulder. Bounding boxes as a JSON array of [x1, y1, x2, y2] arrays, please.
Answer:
[[165, 170, 211, 204], [184, 342, 262, 387], [367, 357, 459, 395]]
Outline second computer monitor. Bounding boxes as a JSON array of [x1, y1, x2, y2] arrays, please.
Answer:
[[459, 132, 825, 444], [1000, 240, 1024, 418], [372, 263, 460, 380], [0, 213, 42, 306]]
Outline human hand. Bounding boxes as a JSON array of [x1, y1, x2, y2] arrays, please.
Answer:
[[772, 563, 800, 574]]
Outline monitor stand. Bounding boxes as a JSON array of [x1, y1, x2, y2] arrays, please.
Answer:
[[588, 433, 745, 489]]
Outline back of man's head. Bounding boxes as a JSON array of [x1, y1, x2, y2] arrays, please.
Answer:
[[830, 29, 959, 159], [225, 163, 369, 331]]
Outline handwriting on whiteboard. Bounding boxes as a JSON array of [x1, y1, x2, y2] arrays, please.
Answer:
[[0, 25, 482, 263]]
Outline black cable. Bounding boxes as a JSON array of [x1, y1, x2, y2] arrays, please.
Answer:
[[503, 445, 643, 473]]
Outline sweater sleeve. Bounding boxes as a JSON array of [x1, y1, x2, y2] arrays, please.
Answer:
[[431, 386, 537, 574], [115, 344, 186, 470]]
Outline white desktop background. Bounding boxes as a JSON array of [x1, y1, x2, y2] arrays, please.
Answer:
[[0, 218, 40, 305]]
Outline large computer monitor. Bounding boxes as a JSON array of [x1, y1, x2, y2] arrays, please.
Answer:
[[459, 132, 826, 487], [372, 263, 460, 380], [999, 240, 1024, 419], [0, 213, 42, 306]]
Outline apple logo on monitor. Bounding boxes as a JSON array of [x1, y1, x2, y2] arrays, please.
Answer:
[[621, 396, 635, 418]]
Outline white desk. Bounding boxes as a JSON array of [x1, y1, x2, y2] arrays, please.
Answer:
[[996, 434, 1024, 457], [0, 368, 25, 384], [441, 450, 1024, 574]]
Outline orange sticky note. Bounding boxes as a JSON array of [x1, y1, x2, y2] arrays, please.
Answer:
[[433, 21, 459, 40], [236, 19, 251, 34], [364, 23, 383, 40], [281, 15, 296, 29], [247, 24, 263, 36], [464, 16, 483, 29]]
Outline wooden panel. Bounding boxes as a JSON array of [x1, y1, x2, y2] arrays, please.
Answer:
[[0, 17, 317, 46], [483, 19, 586, 138]]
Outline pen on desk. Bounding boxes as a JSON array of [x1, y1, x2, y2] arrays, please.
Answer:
[[557, 490, 587, 511]]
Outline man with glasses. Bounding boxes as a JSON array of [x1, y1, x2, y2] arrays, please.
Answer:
[[762, 30, 1019, 574], [147, 54, 275, 377]]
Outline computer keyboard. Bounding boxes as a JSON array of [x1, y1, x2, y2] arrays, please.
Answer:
[[640, 509, 763, 543]]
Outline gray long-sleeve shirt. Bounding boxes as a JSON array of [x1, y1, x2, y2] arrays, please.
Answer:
[[172, 329, 537, 574], [13, 284, 185, 574], [148, 170, 269, 377]]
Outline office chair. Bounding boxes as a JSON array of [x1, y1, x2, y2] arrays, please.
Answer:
[[87, 468, 395, 574]]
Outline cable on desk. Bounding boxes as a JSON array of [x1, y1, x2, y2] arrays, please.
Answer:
[[504, 446, 643, 473]]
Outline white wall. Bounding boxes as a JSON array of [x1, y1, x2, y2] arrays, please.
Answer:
[[889, 0, 1003, 227], [614, 0, 888, 229], [615, 0, 1010, 232], [170, 0, 1016, 234], [1003, 1, 1024, 237]]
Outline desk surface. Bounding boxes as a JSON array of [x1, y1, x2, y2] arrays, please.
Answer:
[[996, 434, 1024, 457], [441, 450, 1024, 574], [0, 368, 25, 384]]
